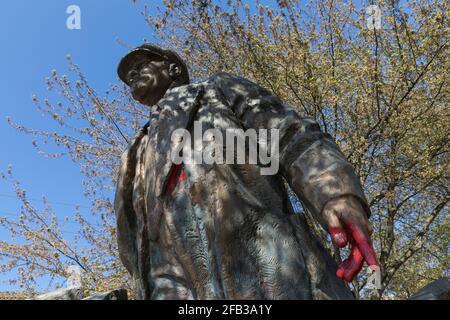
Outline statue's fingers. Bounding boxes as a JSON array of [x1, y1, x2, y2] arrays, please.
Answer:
[[336, 263, 345, 280], [341, 236, 364, 282], [336, 234, 363, 282], [345, 221, 379, 267]]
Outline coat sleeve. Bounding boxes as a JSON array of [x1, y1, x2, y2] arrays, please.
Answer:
[[211, 72, 370, 228], [114, 144, 139, 277]]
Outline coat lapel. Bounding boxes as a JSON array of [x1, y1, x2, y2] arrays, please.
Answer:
[[144, 83, 205, 240], [154, 83, 205, 197]]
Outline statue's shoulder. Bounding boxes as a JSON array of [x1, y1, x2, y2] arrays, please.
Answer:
[[207, 72, 250, 86], [163, 82, 206, 100], [207, 72, 272, 97]]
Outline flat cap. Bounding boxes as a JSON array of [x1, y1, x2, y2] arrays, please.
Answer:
[[117, 43, 189, 85]]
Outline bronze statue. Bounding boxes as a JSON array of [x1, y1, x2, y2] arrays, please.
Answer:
[[114, 44, 379, 299]]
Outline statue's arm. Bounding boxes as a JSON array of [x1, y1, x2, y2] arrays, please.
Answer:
[[212, 72, 369, 223], [213, 72, 379, 281]]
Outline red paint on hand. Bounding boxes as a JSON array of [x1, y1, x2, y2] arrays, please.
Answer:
[[333, 222, 380, 283], [336, 235, 364, 282], [345, 222, 379, 268], [329, 227, 348, 248]]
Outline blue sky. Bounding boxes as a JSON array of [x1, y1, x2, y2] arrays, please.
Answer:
[[0, 0, 160, 291]]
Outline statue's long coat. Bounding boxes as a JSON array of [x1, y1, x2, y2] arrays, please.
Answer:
[[114, 72, 370, 300]]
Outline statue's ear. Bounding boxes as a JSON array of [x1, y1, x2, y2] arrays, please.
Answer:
[[168, 63, 182, 79]]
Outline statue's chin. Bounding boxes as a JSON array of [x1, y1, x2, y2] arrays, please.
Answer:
[[132, 83, 152, 104], [131, 78, 168, 106], [132, 94, 150, 106], [132, 91, 156, 106]]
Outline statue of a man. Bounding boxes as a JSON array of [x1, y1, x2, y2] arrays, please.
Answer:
[[114, 44, 379, 300]]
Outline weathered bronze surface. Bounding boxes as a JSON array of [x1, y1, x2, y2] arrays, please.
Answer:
[[114, 44, 375, 300]]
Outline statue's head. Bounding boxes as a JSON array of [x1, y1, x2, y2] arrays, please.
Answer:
[[117, 43, 190, 106]]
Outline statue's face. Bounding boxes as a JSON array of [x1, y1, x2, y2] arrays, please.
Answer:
[[126, 57, 173, 106]]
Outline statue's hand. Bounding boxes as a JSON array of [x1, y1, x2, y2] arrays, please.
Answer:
[[322, 195, 379, 282]]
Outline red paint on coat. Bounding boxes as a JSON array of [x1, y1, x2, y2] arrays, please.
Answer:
[[165, 164, 187, 195]]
